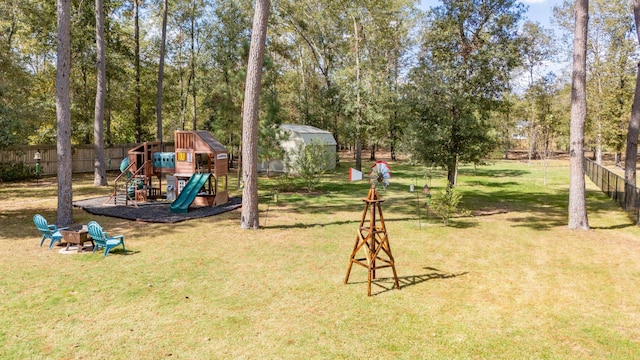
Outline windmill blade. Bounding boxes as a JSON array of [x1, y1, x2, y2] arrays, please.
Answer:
[[369, 161, 392, 188], [350, 168, 363, 181], [372, 161, 391, 178]]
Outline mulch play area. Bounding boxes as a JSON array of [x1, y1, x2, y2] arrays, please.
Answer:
[[73, 196, 242, 223]]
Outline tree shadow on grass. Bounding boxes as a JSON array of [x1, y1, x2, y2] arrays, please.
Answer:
[[446, 219, 478, 229], [78, 248, 140, 257], [107, 248, 140, 256], [7, 206, 193, 244], [261, 216, 419, 230], [262, 219, 360, 230], [590, 223, 636, 230], [347, 267, 468, 296], [265, 182, 570, 231], [465, 180, 521, 188], [458, 168, 530, 178]]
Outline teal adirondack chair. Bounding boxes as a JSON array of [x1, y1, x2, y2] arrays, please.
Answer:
[[33, 214, 68, 249], [87, 221, 126, 257]]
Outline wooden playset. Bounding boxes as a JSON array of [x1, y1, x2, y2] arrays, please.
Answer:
[[106, 130, 229, 213]]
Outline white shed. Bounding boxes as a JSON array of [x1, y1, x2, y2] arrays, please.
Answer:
[[258, 124, 337, 173]]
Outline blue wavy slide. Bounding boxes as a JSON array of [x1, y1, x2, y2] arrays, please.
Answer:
[[169, 173, 210, 214]]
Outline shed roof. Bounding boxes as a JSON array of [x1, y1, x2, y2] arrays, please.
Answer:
[[280, 124, 336, 146]]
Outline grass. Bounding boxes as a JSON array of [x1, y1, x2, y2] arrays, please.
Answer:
[[2, 158, 640, 359]]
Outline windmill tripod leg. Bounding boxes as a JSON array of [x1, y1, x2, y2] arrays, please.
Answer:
[[344, 234, 359, 284], [381, 236, 400, 291], [344, 229, 368, 284]]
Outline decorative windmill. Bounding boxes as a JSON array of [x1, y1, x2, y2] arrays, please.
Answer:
[[349, 161, 392, 193], [344, 161, 400, 296]]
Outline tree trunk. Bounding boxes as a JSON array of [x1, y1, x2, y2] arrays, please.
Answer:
[[103, 12, 113, 145], [353, 15, 362, 172], [596, 121, 602, 165], [543, 132, 549, 186], [134, 0, 142, 143], [156, 0, 168, 143], [190, 3, 197, 131], [624, 0, 640, 212], [56, 0, 73, 227], [179, 60, 186, 130], [240, 0, 270, 230], [355, 138, 362, 171], [93, 0, 108, 187], [106, 84, 112, 145], [568, 0, 590, 230], [528, 123, 536, 162], [447, 155, 458, 187], [391, 34, 400, 162], [527, 67, 536, 164], [448, 107, 460, 187], [504, 112, 511, 160]]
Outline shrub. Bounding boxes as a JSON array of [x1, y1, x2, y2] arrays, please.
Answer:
[[0, 162, 35, 182], [431, 185, 465, 226], [273, 174, 301, 193]]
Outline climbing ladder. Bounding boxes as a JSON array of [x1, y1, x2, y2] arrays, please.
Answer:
[[104, 160, 151, 207]]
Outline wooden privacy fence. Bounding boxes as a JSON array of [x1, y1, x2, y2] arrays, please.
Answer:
[[0, 143, 175, 176], [584, 157, 640, 224]]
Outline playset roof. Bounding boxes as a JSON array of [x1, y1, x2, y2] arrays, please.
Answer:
[[193, 130, 227, 155]]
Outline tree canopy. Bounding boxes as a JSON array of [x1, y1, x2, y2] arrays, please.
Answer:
[[0, 0, 638, 194], [405, 0, 525, 186]]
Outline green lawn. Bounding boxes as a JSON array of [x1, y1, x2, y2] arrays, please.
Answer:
[[2, 158, 640, 359]]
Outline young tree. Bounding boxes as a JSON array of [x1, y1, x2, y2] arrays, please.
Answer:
[[568, 0, 589, 230], [492, 92, 519, 160], [528, 73, 563, 184], [520, 21, 555, 163], [241, 0, 270, 230], [285, 140, 333, 192], [56, 0, 73, 226], [94, 0, 108, 186]]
